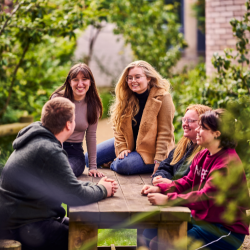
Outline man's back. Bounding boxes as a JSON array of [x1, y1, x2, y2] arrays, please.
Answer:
[[0, 122, 106, 230]]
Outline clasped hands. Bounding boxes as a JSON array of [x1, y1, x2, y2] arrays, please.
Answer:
[[141, 185, 168, 206], [98, 177, 118, 197]]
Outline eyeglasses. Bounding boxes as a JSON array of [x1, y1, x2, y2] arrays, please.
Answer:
[[181, 117, 198, 124], [126, 75, 146, 83]]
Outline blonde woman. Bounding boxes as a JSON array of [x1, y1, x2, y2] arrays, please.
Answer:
[[86, 60, 175, 175], [152, 104, 212, 185], [143, 104, 211, 248]]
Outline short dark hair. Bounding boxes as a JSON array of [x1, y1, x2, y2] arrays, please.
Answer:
[[200, 109, 237, 149], [41, 97, 75, 135]]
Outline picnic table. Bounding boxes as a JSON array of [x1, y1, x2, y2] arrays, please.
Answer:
[[69, 169, 191, 250]]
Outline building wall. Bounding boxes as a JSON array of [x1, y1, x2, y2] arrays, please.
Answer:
[[206, 0, 248, 75], [74, 24, 133, 87]]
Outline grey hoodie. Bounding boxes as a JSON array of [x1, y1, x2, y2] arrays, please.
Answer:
[[0, 122, 107, 229]]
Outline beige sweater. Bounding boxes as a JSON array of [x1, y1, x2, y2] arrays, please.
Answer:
[[52, 95, 98, 170]]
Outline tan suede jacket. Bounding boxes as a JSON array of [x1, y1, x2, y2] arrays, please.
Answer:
[[114, 87, 175, 164]]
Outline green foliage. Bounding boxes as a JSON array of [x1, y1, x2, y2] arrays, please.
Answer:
[[99, 89, 114, 119], [173, 0, 250, 185], [171, 63, 207, 141], [0, 134, 16, 171], [192, 0, 205, 34], [0, 0, 87, 123], [106, 0, 187, 78], [98, 229, 136, 246]]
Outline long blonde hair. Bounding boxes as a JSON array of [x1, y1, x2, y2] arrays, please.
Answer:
[[110, 60, 170, 132], [171, 104, 212, 165]]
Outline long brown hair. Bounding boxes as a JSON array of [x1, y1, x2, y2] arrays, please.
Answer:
[[50, 63, 103, 125], [110, 60, 170, 132], [171, 104, 212, 165]]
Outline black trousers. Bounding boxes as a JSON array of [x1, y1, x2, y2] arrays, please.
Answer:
[[0, 218, 69, 250]]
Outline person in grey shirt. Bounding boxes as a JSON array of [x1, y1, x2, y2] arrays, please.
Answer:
[[0, 97, 117, 250]]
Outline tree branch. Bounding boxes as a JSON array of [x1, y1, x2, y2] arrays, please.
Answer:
[[0, 1, 21, 36], [0, 42, 30, 117]]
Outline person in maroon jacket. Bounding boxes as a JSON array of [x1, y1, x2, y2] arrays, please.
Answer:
[[141, 109, 250, 250]]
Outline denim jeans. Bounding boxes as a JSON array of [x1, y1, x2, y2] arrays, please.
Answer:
[[143, 218, 245, 250], [63, 142, 85, 177], [0, 218, 69, 250], [85, 138, 154, 175]]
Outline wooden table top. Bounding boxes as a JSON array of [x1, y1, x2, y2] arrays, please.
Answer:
[[69, 169, 191, 228]]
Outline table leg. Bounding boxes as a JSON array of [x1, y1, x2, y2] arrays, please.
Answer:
[[69, 221, 98, 250], [158, 221, 187, 250]]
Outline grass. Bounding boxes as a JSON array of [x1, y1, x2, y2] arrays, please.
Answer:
[[98, 229, 137, 246], [62, 204, 137, 246]]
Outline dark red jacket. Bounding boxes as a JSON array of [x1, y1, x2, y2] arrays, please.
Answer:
[[157, 148, 250, 235]]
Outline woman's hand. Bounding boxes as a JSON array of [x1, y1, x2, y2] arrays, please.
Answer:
[[152, 176, 172, 186], [151, 163, 160, 177], [141, 185, 161, 195], [148, 193, 168, 206], [89, 169, 105, 177], [118, 150, 131, 159]]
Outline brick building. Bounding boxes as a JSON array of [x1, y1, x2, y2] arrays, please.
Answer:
[[205, 0, 249, 75]]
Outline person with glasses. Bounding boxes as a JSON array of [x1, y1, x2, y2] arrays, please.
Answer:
[[142, 109, 249, 250], [142, 104, 211, 247], [85, 60, 175, 175], [151, 104, 212, 186]]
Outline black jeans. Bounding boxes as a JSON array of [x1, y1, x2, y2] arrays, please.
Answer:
[[0, 218, 69, 250], [63, 142, 85, 177]]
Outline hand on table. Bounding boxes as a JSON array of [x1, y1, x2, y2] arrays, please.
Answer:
[[141, 185, 161, 196], [118, 150, 131, 159], [98, 177, 118, 197], [151, 163, 160, 177], [148, 193, 168, 206], [152, 176, 172, 186], [89, 169, 105, 177]]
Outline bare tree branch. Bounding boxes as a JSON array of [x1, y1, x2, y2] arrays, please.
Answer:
[[0, 42, 30, 117]]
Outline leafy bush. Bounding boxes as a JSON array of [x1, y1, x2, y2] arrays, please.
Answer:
[[171, 63, 207, 141], [99, 88, 114, 119], [172, 0, 250, 180]]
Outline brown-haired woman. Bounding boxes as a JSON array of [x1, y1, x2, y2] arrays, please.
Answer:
[[50, 63, 104, 177], [143, 104, 211, 247], [142, 109, 250, 250]]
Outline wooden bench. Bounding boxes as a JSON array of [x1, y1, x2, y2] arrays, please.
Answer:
[[0, 240, 21, 250], [69, 169, 191, 250]]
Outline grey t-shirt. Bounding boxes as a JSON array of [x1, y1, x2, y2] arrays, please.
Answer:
[[52, 94, 98, 169]]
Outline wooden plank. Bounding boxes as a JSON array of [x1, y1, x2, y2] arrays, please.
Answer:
[[0, 123, 31, 137], [0, 240, 21, 250], [115, 173, 144, 185], [98, 181, 130, 223], [111, 244, 116, 250], [157, 222, 187, 250], [100, 168, 116, 177], [161, 207, 191, 222], [78, 168, 92, 182], [140, 173, 152, 185], [69, 203, 99, 222], [69, 221, 98, 250]]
